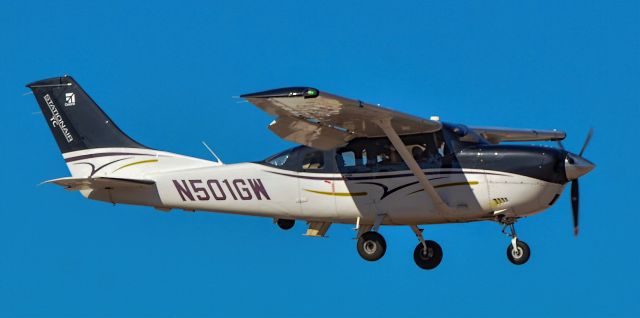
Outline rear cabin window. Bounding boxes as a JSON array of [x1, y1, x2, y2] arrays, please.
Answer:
[[301, 151, 324, 170]]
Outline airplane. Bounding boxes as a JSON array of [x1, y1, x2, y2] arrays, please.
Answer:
[[27, 75, 595, 270]]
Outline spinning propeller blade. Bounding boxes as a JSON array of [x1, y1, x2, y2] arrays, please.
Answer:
[[579, 127, 594, 157], [571, 180, 579, 236], [567, 128, 593, 237]]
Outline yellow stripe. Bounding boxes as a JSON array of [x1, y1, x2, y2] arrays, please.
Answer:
[[113, 159, 158, 172], [304, 189, 368, 197], [433, 181, 479, 188]]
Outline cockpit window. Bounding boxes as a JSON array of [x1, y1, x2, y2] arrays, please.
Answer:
[[301, 151, 324, 170]]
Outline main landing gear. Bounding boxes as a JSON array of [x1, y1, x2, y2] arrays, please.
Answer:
[[276, 218, 295, 230], [357, 231, 386, 261], [355, 224, 443, 270], [500, 218, 531, 265]]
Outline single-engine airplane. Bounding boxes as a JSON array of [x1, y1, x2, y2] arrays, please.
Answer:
[[27, 76, 595, 269]]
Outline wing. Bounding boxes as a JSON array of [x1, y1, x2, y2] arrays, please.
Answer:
[[469, 126, 566, 144], [241, 87, 442, 150], [44, 177, 155, 191]]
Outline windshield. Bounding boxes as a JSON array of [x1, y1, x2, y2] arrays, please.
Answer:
[[263, 148, 294, 167]]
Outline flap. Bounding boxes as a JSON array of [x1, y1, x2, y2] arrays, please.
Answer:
[[268, 117, 352, 150]]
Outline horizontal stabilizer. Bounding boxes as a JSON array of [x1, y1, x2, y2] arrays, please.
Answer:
[[43, 177, 155, 191]]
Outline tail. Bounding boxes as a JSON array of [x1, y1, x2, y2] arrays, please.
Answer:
[[26, 75, 148, 154]]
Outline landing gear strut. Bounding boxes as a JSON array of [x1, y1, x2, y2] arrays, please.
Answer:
[[410, 225, 443, 270], [500, 218, 531, 265]]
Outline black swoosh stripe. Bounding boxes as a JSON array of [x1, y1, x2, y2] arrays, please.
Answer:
[[358, 177, 447, 200]]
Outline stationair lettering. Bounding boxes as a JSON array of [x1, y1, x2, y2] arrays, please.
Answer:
[[172, 178, 271, 202], [44, 94, 74, 143]]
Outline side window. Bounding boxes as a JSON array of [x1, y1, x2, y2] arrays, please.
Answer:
[[336, 147, 370, 173], [416, 132, 446, 168], [302, 151, 324, 170], [338, 151, 356, 168]]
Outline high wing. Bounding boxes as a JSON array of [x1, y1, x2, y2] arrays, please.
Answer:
[[241, 87, 442, 150], [469, 126, 566, 144], [242, 87, 457, 218], [44, 177, 156, 191]]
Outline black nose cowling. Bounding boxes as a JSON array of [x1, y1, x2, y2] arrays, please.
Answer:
[[474, 145, 568, 184]]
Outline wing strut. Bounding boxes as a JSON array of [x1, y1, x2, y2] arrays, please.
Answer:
[[374, 119, 454, 220]]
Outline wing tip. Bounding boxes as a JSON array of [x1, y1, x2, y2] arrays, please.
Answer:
[[240, 87, 319, 99]]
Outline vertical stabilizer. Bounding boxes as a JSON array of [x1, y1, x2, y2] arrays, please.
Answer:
[[26, 75, 148, 154]]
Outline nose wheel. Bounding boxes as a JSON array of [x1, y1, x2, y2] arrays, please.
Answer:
[[501, 218, 531, 265], [507, 239, 530, 265], [410, 225, 443, 270], [413, 240, 443, 270]]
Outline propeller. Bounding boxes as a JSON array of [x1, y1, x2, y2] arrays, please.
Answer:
[[571, 179, 579, 236], [578, 127, 594, 157], [567, 128, 594, 237]]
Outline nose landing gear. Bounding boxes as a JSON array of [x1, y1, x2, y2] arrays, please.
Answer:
[[411, 225, 443, 270], [500, 218, 531, 265]]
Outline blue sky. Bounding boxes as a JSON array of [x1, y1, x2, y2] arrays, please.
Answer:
[[1, 1, 639, 317]]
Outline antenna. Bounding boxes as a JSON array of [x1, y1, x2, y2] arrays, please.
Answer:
[[201, 141, 223, 164]]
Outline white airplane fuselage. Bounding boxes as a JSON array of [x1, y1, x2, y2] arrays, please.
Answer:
[[66, 147, 565, 226]]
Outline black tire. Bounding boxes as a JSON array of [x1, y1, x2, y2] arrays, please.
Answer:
[[507, 240, 531, 265], [357, 231, 387, 261], [277, 219, 295, 230], [413, 240, 443, 270]]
